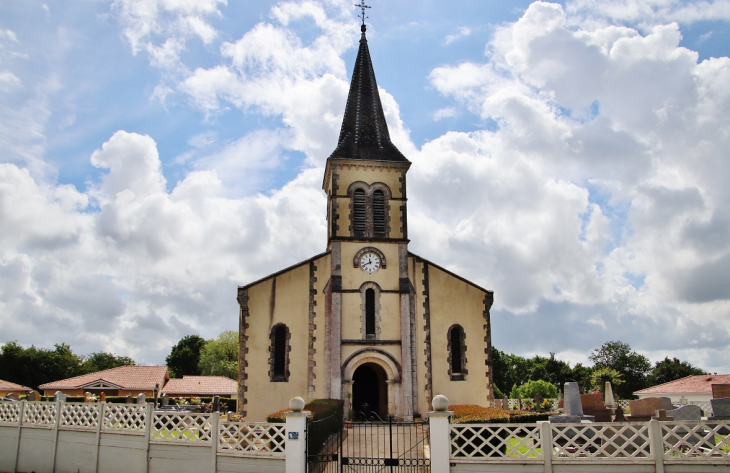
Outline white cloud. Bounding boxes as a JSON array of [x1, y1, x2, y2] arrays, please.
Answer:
[[445, 26, 472, 45]]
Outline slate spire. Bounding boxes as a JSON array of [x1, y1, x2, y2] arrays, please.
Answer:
[[327, 24, 409, 163]]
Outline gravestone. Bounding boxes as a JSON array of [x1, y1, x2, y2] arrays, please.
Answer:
[[99, 392, 106, 403], [125, 395, 134, 404], [137, 393, 146, 404], [550, 382, 594, 423], [213, 395, 221, 412], [6, 393, 20, 401], [659, 397, 674, 410], [666, 404, 702, 421], [27, 390, 40, 402], [708, 398, 730, 434], [581, 393, 611, 422], [627, 397, 664, 421], [654, 410, 674, 421], [54, 391, 66, 402], [604, 382, 616, 409], [534, 393, 544, 410], [84, 392, 94, 402], [613, 406, 627, 422], [161, 393, 169, 406], [712, 384, 730, 399]]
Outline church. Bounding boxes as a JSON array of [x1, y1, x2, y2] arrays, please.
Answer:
[[237, 21, 494, 422]]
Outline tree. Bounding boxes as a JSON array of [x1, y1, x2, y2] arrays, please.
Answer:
[[510, 379, 558, 399], [589, 341, 651, 399], [82, 352, 135, 373], [0, 341, 86, 391], [589, 366, 625, 393], [198, 330, 238, 379], [165, 335, 206, 378], [648, 357, 705, 386]]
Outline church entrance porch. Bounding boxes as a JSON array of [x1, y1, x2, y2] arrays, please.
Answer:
[[352, 363, 387, 420]]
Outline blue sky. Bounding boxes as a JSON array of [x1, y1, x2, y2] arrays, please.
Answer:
[[2, 0, 730, 375]]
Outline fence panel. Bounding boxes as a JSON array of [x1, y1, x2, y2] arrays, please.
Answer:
[[661, 420, 730, 462], [22, 401, 56, 429], [151, 412, 213, 445], [60, 402, 99, 431], [451, 423, 542, 461], [0, 401, 21, 426], [102, 404, 147, 434], [551, 422, 652, 461], [218, 421, 286, 457]]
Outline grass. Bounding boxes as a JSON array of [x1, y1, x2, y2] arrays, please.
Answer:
[[507, 437, 541, 457], [152, 429, 204, 440]]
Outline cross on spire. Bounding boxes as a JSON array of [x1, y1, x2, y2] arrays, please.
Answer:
[[355, 0, 371, 26]]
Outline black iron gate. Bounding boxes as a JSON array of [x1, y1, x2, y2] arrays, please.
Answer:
[[307, 415, 431, 473]]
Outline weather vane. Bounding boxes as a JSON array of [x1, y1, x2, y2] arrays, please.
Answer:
[[355, 0, 371, 26]]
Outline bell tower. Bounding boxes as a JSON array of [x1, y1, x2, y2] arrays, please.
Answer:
[[321, 18, 418, 419]]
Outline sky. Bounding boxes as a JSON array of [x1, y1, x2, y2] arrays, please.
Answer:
[[1, 0, 730, 375]]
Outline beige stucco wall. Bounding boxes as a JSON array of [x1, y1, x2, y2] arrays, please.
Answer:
[[243, 260, 316, 421], [418, 262, 492, 412]]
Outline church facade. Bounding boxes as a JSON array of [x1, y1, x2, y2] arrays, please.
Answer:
[[237, 24, 494, 421]]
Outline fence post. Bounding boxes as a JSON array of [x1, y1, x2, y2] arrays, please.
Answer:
[[13, 400, 25, 473], [649, 419, 665, 473], [285, 397, 308, 473], [429, 395, 453, 473], [210, 411, 220, 473], [144, 402, 154, 473], [540, 422, 553, 473], [94, 402, 104, 473], [51, 400, 62, 473]]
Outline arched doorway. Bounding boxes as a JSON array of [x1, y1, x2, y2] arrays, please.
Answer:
[[352, 363, 387, 419]]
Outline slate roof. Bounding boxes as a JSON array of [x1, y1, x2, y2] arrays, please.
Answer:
[[38, 366, 169, 391], [161, 376, 237, 395], [634, 374, 730, 395], [327, 25, 409, 163], [0, 379, 31, 391]]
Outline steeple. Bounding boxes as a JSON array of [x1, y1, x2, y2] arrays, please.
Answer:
[[327, 24, 409, 163]]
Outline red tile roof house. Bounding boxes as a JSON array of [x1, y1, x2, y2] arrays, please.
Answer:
[[634, 374, 730, 404], [1, 379, 31, 397], [38, 366, 169, 397], [161, 376, 238, 398]]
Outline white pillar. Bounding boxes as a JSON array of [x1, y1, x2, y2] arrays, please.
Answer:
[[285, 397, 309, 473], [428, 395, 453, 473]]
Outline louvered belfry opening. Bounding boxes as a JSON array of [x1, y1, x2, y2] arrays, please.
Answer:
[[372, 190, 386, 237], [450, 325, 463, 374], [353, 189, 367, 236], [365, 288, 376, 337]]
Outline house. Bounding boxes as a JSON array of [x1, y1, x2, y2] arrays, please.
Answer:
[[0, 379, 31, 397], [236, 22, 495, 422], [634, 374, 730, 404], [161, 376, 237, 398], [38, 365, 169, 397]]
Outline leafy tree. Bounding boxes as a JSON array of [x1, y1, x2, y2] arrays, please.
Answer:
[[589, 341, 651, 399], [82, 352, 135, 373], [491, 347, 531, 396], [569, 363, 593, 393], [198, 330, 238, 379], [648, 357, 705, 386], [589, 366, 625, 393], [510, 379, 558, 399], [0, 341, 85, 391], [165, 335, 206, 378]]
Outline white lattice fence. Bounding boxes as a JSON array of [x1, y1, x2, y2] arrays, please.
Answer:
[[687, 401, 714, 416], [103, 404, 147, 433], [451, 423, 542, 460], [505, 398, 559, 410], [661, 421, 730, 461], [22, 401, 56, 428], [617, 399, 630, 410], [552, 423, 652, 461], [151, 412, 213, 444], [0, 401, 21, 425], [218, 422, 286, 457], [60, 403, 99, 431]]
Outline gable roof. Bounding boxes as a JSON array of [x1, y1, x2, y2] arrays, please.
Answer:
[[0, 379, 31, 391], [38, 366, 169, 391], [327, 25, 409, 164], [634, 374, 730, 395], [161, 376, 237, 395]]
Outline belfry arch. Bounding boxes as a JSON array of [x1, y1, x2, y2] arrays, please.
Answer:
[[341, 349, 402, 418]]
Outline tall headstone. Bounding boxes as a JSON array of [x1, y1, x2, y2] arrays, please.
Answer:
[[213, 395, 221, 412], [709, 397, 730, 419], [54, 391, 66, 402], [604, 382, 616, 408], [125, 395, 134, 404], [161, 393, 169, 407], [27, 390, 40, 402], [99, 392, 106, 403], [137, 393, 146, 404], [564, 382, 583, 416], [613, 406, 627, 422]]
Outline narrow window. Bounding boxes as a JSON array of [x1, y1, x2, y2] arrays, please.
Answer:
[[353, 189, 367, 235], [448, 325, 466, 381], [365, 288, 376, 337], [270, 324, 289, 381], [372, 190, 386, 237]]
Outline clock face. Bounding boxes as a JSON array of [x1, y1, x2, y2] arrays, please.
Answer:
[[359, 252, 381, 274]]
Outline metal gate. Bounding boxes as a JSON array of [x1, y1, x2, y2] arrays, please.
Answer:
[[307, 415, 430, 472]]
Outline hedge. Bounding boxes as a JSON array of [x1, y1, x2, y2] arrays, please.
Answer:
[[451, 404, 551, 424]]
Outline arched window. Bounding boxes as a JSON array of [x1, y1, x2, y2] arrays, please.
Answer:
[[372, 190, 386, 237], [365, 288, 376, 337], [448, 325, 467, 381], [353, 189, 367, 236], [270, 324, 290, 382]]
